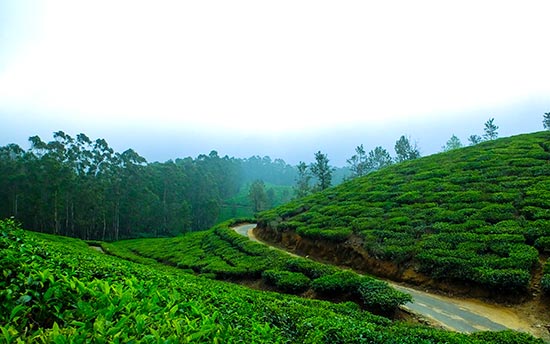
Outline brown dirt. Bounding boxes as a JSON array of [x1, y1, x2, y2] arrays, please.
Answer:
[[254, 225, 550, 341]]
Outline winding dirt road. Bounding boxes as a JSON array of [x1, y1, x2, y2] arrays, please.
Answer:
[[232, 224, 536, 336]]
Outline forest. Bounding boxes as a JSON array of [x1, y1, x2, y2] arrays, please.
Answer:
[[0, 131, 355, 240]]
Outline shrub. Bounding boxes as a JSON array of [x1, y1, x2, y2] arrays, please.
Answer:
[[296, 226, 352, 243], [357, 279, 412, 312], [262, 270, 311, 294], [284, 258, 336, 279], [541, 274, 550, 294], [474, 267, 531, 290], [475, 204, 517, 224], [311, 271, 362, 295], [534, 236, 550, 253]]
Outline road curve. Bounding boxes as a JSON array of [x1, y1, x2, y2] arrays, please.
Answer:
[[232, 223, 530, 334]]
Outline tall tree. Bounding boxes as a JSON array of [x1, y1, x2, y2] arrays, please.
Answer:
[[347, 144, 368, 178], [483, 118, 499, 140], [442, 134, 463, 152], [394, 136, 420, 163], [468, 134, 483, 146], [366, 146, 393, 171], [294, 161, 311, 198], [248, 180, 268, 213], [543, 112, 550, 130], [310, 151, 333, 191]]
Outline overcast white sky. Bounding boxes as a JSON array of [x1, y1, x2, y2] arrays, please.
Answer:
[[1, 0, 549, 165]]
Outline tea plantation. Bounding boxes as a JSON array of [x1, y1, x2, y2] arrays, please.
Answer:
[[109, 220, 411, 315], [258, 132, 550, 293], [1, 219, 543, 342]]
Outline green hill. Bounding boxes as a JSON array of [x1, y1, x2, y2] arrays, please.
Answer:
[[257, 131, 550, 294], [0, 219, 543, 343]]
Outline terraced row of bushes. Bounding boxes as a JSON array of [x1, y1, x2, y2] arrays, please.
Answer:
[[112, 220, 412, 314], [1, 219, 543, 343], [258, 132, 550, 292]]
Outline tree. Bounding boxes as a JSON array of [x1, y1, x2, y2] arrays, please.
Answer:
[[248, 180, 268, 212], [347, 144, 368, 178], [394, 136, 420, 163], [365, 146, 393, 172], [310, 151, 333, 191], [483, 118, 499, 140], [543, 113, 550, 130], [442, 134, 463, 152], [294, 162, 311, 198], [468, 135, 483, 146]]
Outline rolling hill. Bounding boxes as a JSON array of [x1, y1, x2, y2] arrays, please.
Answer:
[[256, 131, 550, 296]]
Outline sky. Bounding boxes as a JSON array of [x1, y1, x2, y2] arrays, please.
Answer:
[[1, 0, 549, 166]]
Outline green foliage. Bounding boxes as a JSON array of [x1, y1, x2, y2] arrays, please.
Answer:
[[483, 118, 499, 140], [310, 151, 334, 191], [394, 135, 421, 162], [284, 258, 337, 279], [541, 261, 550, 295], [543, 112, 550, 130], [258, 131, 550, 293], [311, 271, 362, 295], [249, 179, 269, 212], [0, 219, 543, 343], [442, 134, 463, 152], [534, 236, 550, 253], [296, 226, 353, 243], [262, 269, 311, 294]]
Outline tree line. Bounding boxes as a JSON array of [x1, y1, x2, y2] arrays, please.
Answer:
[[0, 132, 311, 240]]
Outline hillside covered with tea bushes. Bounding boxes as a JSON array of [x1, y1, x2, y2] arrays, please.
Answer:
[[0, 219, 544, 343], [257, 131, 550, 293], [109, 220, 411, 315]]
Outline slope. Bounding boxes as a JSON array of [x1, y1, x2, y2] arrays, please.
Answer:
[[3, 219, 545, 343], [256, 131, 550, 296]]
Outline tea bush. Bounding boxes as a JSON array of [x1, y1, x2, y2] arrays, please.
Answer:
[[257, 132, 550, 292], [262, 269, 311, 294], [4, 219, 543, 343], [112, 220, 410, 314]]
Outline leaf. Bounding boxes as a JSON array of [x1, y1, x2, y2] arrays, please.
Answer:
[[15, 294, 31, 305]]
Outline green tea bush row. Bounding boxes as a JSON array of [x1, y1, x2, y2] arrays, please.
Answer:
[[114, 221, 410, 313], [262, 270, 311, 294], [311, 271, 413, 312], [2, 219, 544, 343]]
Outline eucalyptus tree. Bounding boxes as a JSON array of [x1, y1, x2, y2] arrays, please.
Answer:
[[310, 151, 333, 191], [248, 180, 268, 212], [294, 161, 311, 198], [366, 146, 393, 171], [543, 112, 550, 130], [468, 134, 483, 146], [442, 134, 463, 152], [347, 144, 368, 178], [394, 136, 420, 163], [483, 118, 499, 140]]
